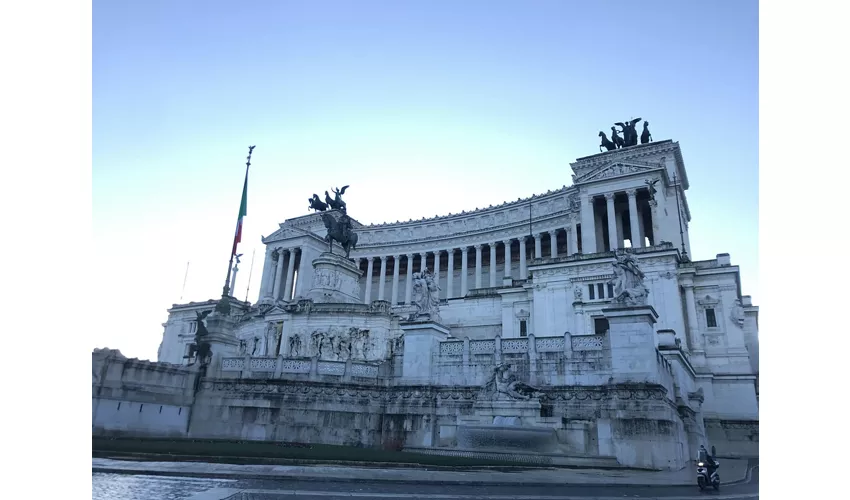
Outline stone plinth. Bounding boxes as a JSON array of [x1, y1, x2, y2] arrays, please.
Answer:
[[305, 252, 363, 304], [602, 305, 659, 383], [203, 311, 240, 373], [401, 321, 450, 383]]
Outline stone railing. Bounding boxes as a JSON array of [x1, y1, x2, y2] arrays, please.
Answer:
[[434, 333, 610, 386], [655, 349, 676, 396], [219, 356, 380, 380]]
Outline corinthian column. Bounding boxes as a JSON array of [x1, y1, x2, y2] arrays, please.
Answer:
[[534, 233, 542, 259], [433, 250, 442, 299], [580, 194, 596, 253], [460, 246, 469, 296], [489, 242, 497, 287], [447, 249, 455, 299], [378, 256, 387, 300], [569, 219, 579, 255], [272, 249, 286, 301], [283, 248, 297, 301], [605, 193, 618, 251], [474, 244, 483, 289], [503, 239, 512, 279], [391, 255, 400, 305], [420, 252, 428, 272], [627, 189, 641, 248], [263, 249, 279, 299], [519, 236, 528, 278], [364, 257, 374, 304], [404, 253, 414, 304]]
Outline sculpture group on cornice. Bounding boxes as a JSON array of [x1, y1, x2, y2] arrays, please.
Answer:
[[309, 185, 349, 213], [599, 118, 652, 152], [609, 252, 650, 306]]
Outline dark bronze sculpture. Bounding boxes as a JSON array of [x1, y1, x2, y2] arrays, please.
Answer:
[[325, 185, 349, 212], [641, 121, 652, 144], [598, 131, 616, 152], [611, 126, 625, 149], [321, 212, 358, 258], [308, 194, 328, 212], [185, 310, 212, 364]]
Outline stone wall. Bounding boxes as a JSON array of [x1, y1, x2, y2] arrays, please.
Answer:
[[704, 419, 759, 458], [92, 349, 198, 438]]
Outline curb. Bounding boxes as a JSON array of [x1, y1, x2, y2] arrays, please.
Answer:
[[91, 465, 731, 488]]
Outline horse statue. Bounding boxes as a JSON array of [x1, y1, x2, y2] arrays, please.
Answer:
[[325, 185, 349, 212], [599, 131, 616, 152], [308, 194, 328, 212], [611, 126, 625, 149], [641, 121, 653, 144], [320, 212, 358, 258], [185, 310, 212, 364]]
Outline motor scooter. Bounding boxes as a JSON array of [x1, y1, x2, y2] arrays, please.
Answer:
[[697, 445, 720, 491]]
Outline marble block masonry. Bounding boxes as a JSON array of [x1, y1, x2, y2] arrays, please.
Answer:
[[93, 139, 759, 470]]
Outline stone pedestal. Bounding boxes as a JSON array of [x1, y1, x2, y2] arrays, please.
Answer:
[[400, 321, 450, 383], [306, 252, 363, 304], [602, 305, 659, 384], [203, 311, 240, 374]]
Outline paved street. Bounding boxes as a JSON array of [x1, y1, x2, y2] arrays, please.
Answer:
[[92, 461, 758, 500]]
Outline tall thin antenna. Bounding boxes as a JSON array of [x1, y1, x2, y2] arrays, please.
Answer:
[[528, 198, 533, 238], [673, 172, 689, 261], [244, 248, 256, 303], [180, 261, 190, 302]]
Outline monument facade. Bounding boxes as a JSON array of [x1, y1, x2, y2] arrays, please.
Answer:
[[95, 137, 759, 470]]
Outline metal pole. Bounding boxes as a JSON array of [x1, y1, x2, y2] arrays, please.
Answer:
[[221, 145, 255, 298], [673, 172, 689, 261], [244, 248, 256, 303]]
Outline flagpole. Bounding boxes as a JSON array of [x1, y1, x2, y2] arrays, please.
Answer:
[[217, 145, 255, 313]]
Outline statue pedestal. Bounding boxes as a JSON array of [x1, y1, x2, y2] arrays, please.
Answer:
[[602, 305, 659, 383], [203, 311, 240, 373], [400, 321, 450, 383], [305, 252, 363, 304]]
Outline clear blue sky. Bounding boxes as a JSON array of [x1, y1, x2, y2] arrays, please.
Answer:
[[93, 0, 758, 360]]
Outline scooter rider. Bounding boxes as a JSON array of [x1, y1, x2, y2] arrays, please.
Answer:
[[698, 445, 718, 477]]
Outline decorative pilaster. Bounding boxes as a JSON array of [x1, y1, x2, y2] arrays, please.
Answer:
[[627, 189, 641, 248], [605, 193, 618, 251], [447, 249, 455, 299], [489, 242, 497, 287], [474, 244, 483, 289], [519, 236, 528, 278], [260, 250, 274, 300], [391, 255, 400, 305], [534, 233, 542, 259], [683, 281, 701, 352], [364, 257, 374, 304], [460, 246, 469, 296], [272, 248, 286, 301], [378, 256, 387, 300], [283, 248, 297, 301], [549, 230, 558, 258], [404, 253, 414, 304], [503, 239, 512, 280], [264, 249, 280, 299]]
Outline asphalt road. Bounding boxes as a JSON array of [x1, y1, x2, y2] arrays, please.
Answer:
[[92, 461, 759, 500]]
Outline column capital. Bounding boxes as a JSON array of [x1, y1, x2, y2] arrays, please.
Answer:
[[534, 233, 542, 240], [392, 254, 400, 259], [502, 238, 512, 245], [406, 253, 414, 259], [519, 235, 529, 242], [366, 256, 374, 263], [420, 251, 427, 258], [604, 192, 616, 201], [433, 249, 442, 256], [474, 244, 482, 251], [548, 229, 559, 236], [461, 245, 470, 251], [489, 241, 498, 248], [626, 188, 638, 198]]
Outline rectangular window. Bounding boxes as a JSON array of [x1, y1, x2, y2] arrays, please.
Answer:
[[597, 283, 605, 299], [607, 283, 614, 298], [519, 320, 528, 337], [594, 318, 610, 334], [588, 284, 595, 300], [706, 308, 717, 328]]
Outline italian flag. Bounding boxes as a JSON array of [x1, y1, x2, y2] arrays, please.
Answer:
[[231, 172, 248, 256]]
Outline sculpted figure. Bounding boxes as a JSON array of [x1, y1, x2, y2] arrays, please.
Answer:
[[609, 252, 650, 306], [573, 285, 583, 302], [320, 333, 334, 360], [730, 299, 746, 328], [598, 131, 616, 152], [310, 330, 324, 357], [408, 268, 441, 321], [487, 364, 540, 401], [320, 212, 358, 258], [308, 194, 328, 212], [325, 185, 349, 212], [611, 126, 625, 149], [641, 121, 653, 144], [289, 334, 302, 357]]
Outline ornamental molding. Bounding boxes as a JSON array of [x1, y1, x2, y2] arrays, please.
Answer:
[[574, 160, 664, 185]]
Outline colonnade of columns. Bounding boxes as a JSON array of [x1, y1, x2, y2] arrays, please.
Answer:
[[357, 225, 581, 305], [262, 247, 300, 302], [581, 188, 653, 254]]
